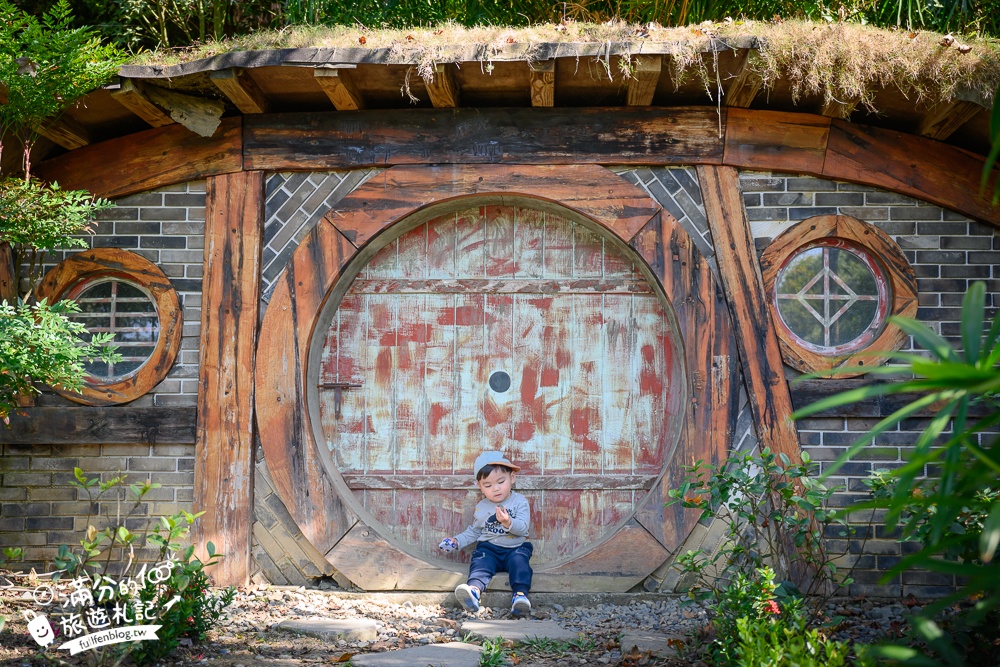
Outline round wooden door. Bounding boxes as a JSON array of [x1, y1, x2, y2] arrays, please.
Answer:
[[316, 204, 685, 569]]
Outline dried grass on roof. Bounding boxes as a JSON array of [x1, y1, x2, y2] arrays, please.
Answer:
[[129, 19, 1000, 109]]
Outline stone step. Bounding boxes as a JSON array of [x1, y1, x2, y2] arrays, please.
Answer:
[[620, 631, 684, 657], [350, 642, 482, 667], [274, 617, 378, 641], [461, 618, 581, 642]]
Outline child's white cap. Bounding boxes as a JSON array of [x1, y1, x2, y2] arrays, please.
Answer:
[[474, 451, 520, 476]]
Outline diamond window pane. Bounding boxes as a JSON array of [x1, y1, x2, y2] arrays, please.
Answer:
[[70, 278, 160, 381], [774, 242, 888, 354]]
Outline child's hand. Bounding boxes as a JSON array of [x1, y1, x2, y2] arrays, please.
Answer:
[[495, 505, 512, 530], [438, 537, 458, 553]]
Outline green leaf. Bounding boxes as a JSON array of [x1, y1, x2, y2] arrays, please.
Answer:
[[980, 501, 1000, 564], [890, 315, 956, 363], [960, 282, 985, 364]]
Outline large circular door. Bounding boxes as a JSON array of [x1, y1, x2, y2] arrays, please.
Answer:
[[315, 204, 684, 568]]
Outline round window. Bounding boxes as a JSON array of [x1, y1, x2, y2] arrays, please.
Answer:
[[35, 248, 182, 405], [67, 278, 161, 380], [773, 240, 890, 355]]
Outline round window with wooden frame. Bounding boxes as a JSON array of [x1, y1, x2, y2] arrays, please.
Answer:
[[760, 214, 917, 377], [35, 248, 182, 405]]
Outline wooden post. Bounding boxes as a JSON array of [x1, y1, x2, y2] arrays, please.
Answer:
[[0, 242, 15, 303], [698, 165, 802, 464], [193, 170, 264, 586]]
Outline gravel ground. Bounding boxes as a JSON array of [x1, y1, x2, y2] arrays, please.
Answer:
[[0, 585, 927, 666]]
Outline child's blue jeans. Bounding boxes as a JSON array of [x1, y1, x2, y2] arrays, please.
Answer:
[[467, 541, 533, 593]]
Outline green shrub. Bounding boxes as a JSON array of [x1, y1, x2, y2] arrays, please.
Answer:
[[735, 610, 850, 667]]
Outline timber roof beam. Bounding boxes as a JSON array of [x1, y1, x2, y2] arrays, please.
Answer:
[[314, 66, 365, 110], [626, 55, 661, 106], [37, 115, 90, 150], [724, 50, 763, 108], [211, 67, 271, 114], [425, 64, 459, 108], [110, 78, 175, 128], [917, 98, 984, 141], [529, 60, 555, 107]]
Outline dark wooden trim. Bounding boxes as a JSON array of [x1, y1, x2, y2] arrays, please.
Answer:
[[35, 117, 243, 199], [243, 108, 726, 171], [0, 406, 196, 444], [699, 164, 803, 463], [192, 170, 264, 587], [0, 242, 15, 303], [724, 108, 830, 174]]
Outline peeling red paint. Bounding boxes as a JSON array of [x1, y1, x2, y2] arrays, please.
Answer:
[[514, 420, 535, 441], [540, 367, 559, 387], [437, 305, 486, 326]]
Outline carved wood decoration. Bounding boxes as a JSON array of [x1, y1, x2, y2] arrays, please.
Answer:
[[760, 215, 918, 376], [255, 163, 738, 591], [699, 165, 803, 465], [192, 170, 264, 586], [34, 248, 183, 406]]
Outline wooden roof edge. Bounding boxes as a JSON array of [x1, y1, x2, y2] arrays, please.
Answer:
[[118, 35, 760, 79]]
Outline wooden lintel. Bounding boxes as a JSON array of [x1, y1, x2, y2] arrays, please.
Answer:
[[698, 164, 802, 464], [425, 64, 459, 108], [917, 99, 984, 141], [626, 55, 661, 106], [314, 67, 365, 111], [210, 68, 271, 114], [529, 60, 555, 107], [820, 95, 860, 120], [0, 406, 197, 444], [193, 170, 264, 587], [37, 114, 90, 150], [724, 50, 763, 108], [110, 78, 174, 127], [0, 242, 14, 303]]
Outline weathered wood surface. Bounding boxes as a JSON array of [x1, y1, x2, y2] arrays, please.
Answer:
[[258, 164, 734, 589], [323, 164, 659, 250], [341, 475, 656, 490], [0, 242, 15, 303], [211, 68, 271, 114], [629, 210, 739, 551], [193, 170, 264, 587], [425, 64, 459, 108], [917, 100, 983, 141], [724, 50, 764, 108], [0, 407, 196, 444], [724, 108, 830, 174], [35, 117, 242, 199], [626, 56, 661, 106], [345, 277, 653, 294], [243, 108, 726, 170], [529, 61, 555, 107], [314, 68, 365, 111], [759, 214, 918, 376], [109, 79, 175, 128], [34, 248, 184, 406], [699, 165, 802, 463], [790, 379, 994, 419], [37, 115, 91, 151], [824, 120, 998, 227], [255, 221, 361, 556]]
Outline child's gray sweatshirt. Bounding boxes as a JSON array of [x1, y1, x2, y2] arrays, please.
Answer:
[[453, 491, 530, 550]]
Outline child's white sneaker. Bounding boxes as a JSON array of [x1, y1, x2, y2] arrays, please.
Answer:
[[511, 592, 531, 615], [454, 584, 481, 612]]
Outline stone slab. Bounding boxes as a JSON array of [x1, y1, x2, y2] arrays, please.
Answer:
[[350, 642, 482, 667], [275, 617, 378, 641], [620, 632, 683, 657], [461, 619, 580, 642]]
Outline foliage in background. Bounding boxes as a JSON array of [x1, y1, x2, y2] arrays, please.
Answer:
[[0, 300, 117, 424], [793, 281, 1000, 666], [734, 594, 850, 667]]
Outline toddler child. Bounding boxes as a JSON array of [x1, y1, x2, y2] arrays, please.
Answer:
[[439, 451, 533, 615]]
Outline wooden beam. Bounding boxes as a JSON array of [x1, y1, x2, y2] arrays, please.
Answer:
[[724, 107, 830, 173], [37, 115, 90, 150], [825, 119, 998, 227], [314, 67, 365, 111], [193, 170, 265, 587], [424, 64, 459, 108], [243, 108, 725, 170], [143, 85, 225, 137], [0, 407, 197, 444], [109, 78, 174, 128], [626, 55, 661, 106], [699, 164, 802, 464], [0, 242, 14, 303], [210, 68, 271, 115], [528, 60, 555, 107], [724, 49, 763, 108], [820, 95, 860, 120], [917, 99, 983, 141], [35, 117, 242, 199]]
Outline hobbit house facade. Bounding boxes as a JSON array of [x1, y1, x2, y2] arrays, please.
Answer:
[[0, 36, 996, 598]]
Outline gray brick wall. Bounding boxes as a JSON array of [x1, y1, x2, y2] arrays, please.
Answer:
[[38, 181, 206, 407]]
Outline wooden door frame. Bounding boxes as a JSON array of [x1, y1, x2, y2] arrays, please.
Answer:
[[255, 163, 740, 591]]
